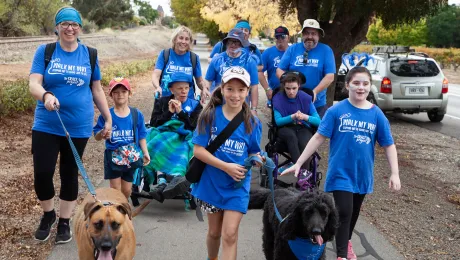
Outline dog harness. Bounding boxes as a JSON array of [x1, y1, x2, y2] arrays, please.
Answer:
[[247, 153, 326, 260]]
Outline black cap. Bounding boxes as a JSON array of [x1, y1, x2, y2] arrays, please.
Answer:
[[274, 26, 289, 37]]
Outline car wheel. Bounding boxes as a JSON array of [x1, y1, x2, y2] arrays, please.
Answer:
[[367, 93, 377, 104], [427, 110, 444, 122]]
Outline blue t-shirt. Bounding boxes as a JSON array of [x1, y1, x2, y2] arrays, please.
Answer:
[[155, 49, 202, 98], [191, 106, 262, 213], [278, 42, 336, 107], [262, 46, 285, 89], [210, 41, 263, 66], [93, 107, 147, 151], [30, 43, 102, 138], [318, 99, 394, 194], [206, 51, 259, 93]]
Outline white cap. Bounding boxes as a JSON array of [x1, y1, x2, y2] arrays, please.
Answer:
[[222, 66, 251, 87], [299, 19, 325, 37]]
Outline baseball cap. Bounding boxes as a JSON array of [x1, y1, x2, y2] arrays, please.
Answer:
[[109, 77, 131, 94], [222, 66, 251, 87], [168, 72, 192, 88], [299, 19, 325, 37], [274, 26, 289, 37], [222, 28, 250, 48]]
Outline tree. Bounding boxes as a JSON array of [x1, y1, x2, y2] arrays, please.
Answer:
[[367, 18, 428, 46], [201, 0, 301, 37], [134, 0, 159, 24], [426, 5, 460, 48], [0, 0, 68, 36], [277, 0, 447, 105], [72, 0, 134, 28], [170, 0, 221, 42]]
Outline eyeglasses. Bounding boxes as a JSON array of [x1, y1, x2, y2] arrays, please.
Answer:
[[227, 39, 241, 46], [60, 22, 80, 29], [303, 51, 309, 65], [275, 35, 288, 40]]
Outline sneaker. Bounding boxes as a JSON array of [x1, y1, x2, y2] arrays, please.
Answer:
[[162, 176, 191, 199], [55, 222, 72, 244], [347, 240, 357, 260], [34, 214, 57, 241], [337, 258, 348, 260], [149, 183, 167, 203]]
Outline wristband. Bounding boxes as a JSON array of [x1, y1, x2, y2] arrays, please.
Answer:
[[265, 87, 272, 93], [250, 107, 257, 111], [42, 91, 54, 102]]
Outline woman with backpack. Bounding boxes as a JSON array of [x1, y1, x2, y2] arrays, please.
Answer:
[[29, 7, 112, 244], [151, 25, 208, 102]]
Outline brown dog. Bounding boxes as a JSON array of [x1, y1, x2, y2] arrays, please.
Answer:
[[74, 187, 135, 260]]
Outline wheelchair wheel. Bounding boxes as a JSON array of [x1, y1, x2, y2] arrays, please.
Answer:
[[259, 167, 268, 188]]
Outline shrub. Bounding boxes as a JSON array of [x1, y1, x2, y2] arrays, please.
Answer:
[[82, 18, 99, 33], [0, 79, 35, 116]]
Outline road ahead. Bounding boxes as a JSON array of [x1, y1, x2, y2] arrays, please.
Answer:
[[392, 83, 460, 139]]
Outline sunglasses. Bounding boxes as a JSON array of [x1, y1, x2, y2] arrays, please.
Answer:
[[275, 35, 288, 40], [303, 51, 309, 65]]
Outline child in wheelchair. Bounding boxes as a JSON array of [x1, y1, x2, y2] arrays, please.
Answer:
[[260, 71, 322, 191], [133, 73, 202, 204]]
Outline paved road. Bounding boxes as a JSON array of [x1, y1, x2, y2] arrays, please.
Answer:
[[386, 83, 460, 140], [48, 35, 404, 260]]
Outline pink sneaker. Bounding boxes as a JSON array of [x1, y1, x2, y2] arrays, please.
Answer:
[[337, 258, 348, 260], [347, 240, 357, 260]]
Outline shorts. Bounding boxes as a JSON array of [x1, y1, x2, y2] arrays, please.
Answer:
[[104, 149, 136, 182], [196, 198, 223, 214]]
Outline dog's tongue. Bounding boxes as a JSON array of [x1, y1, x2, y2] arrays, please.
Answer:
[[97, 251, 113, 260], [315, 235, 324, 246]]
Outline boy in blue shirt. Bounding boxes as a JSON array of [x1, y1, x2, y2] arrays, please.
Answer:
[[94, 77, 150, 199]]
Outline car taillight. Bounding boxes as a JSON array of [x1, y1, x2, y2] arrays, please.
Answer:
[[380, 77, 392, 93], [442, 78, 448, 94]]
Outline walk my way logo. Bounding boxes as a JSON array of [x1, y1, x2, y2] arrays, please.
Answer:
[[273, 56, 281, 68], [165, 61, 193, 75], [338, 113, 375, 145], [294, 55, 319, 67], [48, 58, 87, 86]]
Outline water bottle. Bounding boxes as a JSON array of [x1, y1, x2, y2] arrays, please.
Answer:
[[267, 100, 272, 108]]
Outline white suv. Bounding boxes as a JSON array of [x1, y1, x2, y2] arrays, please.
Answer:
[[337, 46, 449, 122]]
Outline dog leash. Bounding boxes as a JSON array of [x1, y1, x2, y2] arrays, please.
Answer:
[[54, 106, 97, 201]]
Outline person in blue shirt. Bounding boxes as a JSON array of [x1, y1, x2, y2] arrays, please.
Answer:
[[148, 72, 203, 202], [282, 67, 401, 260], [192, 67, 263, 260], [208, 20, 263, 69], [151, 25, 208, 102], [94, 77, 150, 199], [272, 71, 321, 169], [28, 7, 112, 244], [277, 19, 336, 118], [205, 28, 260, 116], [260, 26, 290, 100]]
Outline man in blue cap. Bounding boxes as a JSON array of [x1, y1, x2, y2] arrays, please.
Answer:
[[260, 26, 290, 101]]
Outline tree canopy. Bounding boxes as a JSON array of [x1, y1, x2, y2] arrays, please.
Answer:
[[134, 0, 159, 24], [367, 18, 428, 46], [426, 5, 460, 48], [72, 0, 134, 28]]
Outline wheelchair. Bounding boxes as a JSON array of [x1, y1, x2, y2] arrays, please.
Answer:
[[258, 88, 322, 191], [129, 123, 197, 211]]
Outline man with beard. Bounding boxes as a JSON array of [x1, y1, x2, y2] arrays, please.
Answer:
[[260, 26, 290, 101], [276, 19, 335, 118]]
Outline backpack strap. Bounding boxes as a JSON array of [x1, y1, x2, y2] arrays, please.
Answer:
[[159, 48, 171, 86], [130, 107, 139, 145], [190, 51, 197, 94], [87, 46, 97, 89], [219, 41, 226, 53], [44, 42, 57, 71]]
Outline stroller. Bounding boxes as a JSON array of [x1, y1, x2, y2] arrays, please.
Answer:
[[258, 87, 322, 192]]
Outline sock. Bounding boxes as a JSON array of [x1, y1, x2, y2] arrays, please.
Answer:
[[58, 218, 70, 225], [43, 210, 56, 220]]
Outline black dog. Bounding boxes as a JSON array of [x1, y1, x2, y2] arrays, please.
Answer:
[[249, 188, 338, 260]]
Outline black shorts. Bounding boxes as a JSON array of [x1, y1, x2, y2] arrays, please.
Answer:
[[104, 149, 136, 182]]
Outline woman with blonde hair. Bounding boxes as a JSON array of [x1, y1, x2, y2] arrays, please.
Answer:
[[151, 25, 208, 101]]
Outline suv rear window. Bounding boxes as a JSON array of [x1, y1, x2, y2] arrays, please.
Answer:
[[390, 59, 440, 77]]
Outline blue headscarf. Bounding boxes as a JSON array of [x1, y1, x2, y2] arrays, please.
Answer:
[[55, 7, 82, 27], [235, 20, 251, 32]]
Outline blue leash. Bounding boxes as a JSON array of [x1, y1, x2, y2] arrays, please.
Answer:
[[245, 152, 286, 222], [54, 107, 97, 199]]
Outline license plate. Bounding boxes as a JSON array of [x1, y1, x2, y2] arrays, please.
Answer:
[[406, 86, 427, 96]]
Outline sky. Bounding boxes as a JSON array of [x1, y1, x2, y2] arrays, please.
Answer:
[[150, 0, 459, 17]]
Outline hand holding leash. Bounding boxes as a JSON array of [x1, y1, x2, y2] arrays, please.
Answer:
[[45, 94, 60, 111], [225, 163, 247, 182]]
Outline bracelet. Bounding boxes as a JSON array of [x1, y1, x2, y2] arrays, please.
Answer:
[[42, 91, 54, 102], [265, 87, 272, 93], [250, 107, 257, 111]]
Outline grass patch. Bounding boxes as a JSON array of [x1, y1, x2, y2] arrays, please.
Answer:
[[0, 57, 156, 118]]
